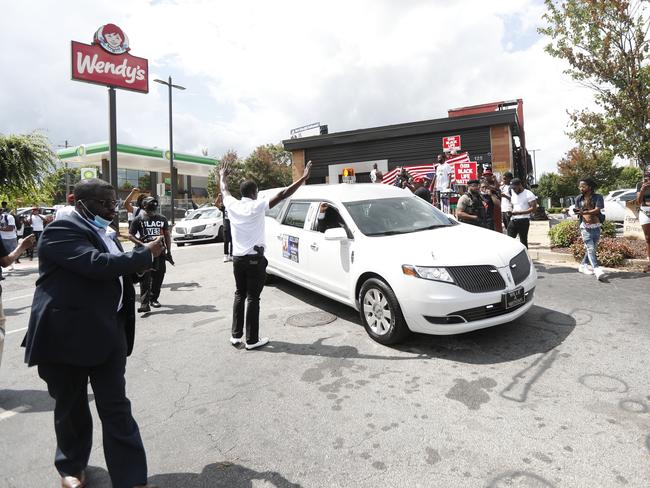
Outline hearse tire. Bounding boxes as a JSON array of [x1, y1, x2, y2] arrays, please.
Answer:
[[359, 278, 408, 345]]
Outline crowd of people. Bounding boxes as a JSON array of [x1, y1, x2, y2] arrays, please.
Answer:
[[387, 152, 539, 250], [1, 160, 649, 487]]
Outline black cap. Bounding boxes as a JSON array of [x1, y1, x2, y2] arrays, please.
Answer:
[[142, 197, 158, 207]]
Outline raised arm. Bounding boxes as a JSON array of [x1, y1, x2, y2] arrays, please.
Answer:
[[123, 187, 140, 213], [269, 161, 312, 209], [219, 162, 233, 199]]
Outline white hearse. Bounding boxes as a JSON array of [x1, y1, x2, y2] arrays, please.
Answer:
[[260, 183, 537, 344]]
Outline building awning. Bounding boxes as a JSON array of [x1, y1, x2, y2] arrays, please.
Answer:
[[57, 142, 217, 177], [283, 109, 520, 151]]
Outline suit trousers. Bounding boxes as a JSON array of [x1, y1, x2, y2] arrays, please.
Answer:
[[140, 257, 166, 305], [37, 313, 147, 488], [232, 255, 267, 344], [507, 218, 530, 248]]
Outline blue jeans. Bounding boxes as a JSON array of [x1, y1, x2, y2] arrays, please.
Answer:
[[580, 227, 601, 268]]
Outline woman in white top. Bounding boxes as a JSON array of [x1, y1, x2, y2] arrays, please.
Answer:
[[636, 166, 650, 272]]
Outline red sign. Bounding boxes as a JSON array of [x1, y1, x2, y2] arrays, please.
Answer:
[[71, 25, 148, 93], [443, 135, 461, 151], [454, 161, 477, 184]]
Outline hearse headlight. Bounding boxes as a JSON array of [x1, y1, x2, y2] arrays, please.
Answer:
[[402, 265, 454, 284]]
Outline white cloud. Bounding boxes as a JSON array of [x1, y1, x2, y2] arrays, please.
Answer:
[[0, 0, 596, 175]]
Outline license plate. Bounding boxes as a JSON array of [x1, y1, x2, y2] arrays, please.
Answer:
[[504, 287, 525, 309], [185, 234, 193, 239]]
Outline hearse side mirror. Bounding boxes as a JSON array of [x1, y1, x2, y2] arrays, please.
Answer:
[[324, 227, 348, 241]]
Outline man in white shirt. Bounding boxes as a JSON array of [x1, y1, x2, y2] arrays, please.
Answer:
[[433, 154, 453, 208], [220, 160, 312, 350], [500, 171, 514, 230], [0, 210, 17, 272], [507, 178, 537, 248]]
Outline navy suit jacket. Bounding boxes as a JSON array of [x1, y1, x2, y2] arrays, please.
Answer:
[[22, 212, 152, 367]]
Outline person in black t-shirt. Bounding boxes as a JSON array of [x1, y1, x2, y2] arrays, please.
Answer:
[[129, 197, 171, 313]]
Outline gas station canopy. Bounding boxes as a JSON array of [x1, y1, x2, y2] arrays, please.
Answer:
[[57, 142, 217, 177]]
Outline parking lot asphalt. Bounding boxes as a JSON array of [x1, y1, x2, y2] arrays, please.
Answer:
[[1, 242, 649, 487]]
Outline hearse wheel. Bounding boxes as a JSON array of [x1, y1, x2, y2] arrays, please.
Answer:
[[359, 278, 408, 345]]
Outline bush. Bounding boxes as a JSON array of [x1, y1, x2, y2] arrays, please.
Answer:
[[547, 207, 564, 214], [569, 237, 634, 267], [549, 220, 580, 247], [549, 219, 617, 247]]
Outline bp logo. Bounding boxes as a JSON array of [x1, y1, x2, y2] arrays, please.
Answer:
[[80, 167, 98, 180]]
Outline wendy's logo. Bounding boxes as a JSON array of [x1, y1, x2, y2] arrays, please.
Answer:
[[94, 23, 130, 55]]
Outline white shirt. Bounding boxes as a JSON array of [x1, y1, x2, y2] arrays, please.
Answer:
[[510, 189, 537, 219], [370, 169, 377, 183], [435, 163, 453, 191], [500, 183, 513, 212], [0, 213, 16, 240], [74, 210, 124, 310], [55, 206, 76, 221], [224, 195, 270, 256], [30, 214, 45, 231]]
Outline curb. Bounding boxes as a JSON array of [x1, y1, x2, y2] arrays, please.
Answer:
[[530, 247, 648, 272]]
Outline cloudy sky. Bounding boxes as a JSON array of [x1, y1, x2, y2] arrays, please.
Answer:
[[1, 0, 596, 176]]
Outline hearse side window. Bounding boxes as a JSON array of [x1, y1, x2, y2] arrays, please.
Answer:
[[266, 198, 288, 220], [282, 202, 311, 228]]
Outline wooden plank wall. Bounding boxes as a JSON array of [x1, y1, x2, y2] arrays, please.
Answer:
[[490, 125, 512, 174]]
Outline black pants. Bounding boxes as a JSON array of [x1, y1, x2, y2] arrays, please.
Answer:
[[502, 212, 512, 231], [232, 255, 267, 343], [140, 257, 166, 305], [37, 315, 147, 488], [507, 218, 530, 248], [223, 220, 232, 256]]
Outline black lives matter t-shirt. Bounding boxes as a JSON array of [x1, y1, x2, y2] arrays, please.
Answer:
[[130, 213, 169, 243]]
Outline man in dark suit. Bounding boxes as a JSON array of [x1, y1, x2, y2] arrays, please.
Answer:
[[22, 179, 164, 488]]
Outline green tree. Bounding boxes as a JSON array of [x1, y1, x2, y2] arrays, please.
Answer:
[[242, 144, 292, 190], [42, 166, 82, 204], [614, 165, 643, 189], [556, 147, 621, 192], [0, 132, 57, 197], [208, 149, 240, 199], [539, 0, 650, 168], [536, 172, 576, 206]]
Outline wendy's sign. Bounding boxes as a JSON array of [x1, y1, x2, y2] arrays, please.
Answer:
[[71, 24, 148, 93]]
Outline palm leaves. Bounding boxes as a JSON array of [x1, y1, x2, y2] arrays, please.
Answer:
[[0, 132, 56, 194]]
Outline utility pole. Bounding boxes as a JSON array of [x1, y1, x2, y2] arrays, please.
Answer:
[[154, 76, 186, 225], [529, 148, 541, 184]]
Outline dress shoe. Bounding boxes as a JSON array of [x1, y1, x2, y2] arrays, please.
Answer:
[[61, 471, 85, 488], [138, 304, 151, 313], [150, 300, 161, 308]]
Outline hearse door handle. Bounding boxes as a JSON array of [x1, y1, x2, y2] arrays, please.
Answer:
[[310, 243, 318, 251]]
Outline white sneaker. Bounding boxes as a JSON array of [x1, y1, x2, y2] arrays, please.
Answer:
[[223, 256, 230, 263], [578, 264, 594, 275], [245, 337, 269, 350], [230, 336, 243, 346], [593, 267, 606, 281], [227, 254, 233, 262]]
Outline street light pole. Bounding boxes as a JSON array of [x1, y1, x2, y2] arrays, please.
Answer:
[[529, 148, 541, 184], [154, 76, 186, 225]]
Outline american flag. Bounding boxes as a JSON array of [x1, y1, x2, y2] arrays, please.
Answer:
[[381, 164, 436, 186], [381, 153, 471, 186]]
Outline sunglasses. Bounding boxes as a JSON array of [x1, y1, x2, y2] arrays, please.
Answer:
[[89, 199, 119, 211]]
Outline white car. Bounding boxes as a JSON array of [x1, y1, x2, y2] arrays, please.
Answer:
[[172, 206, 223, 246], [260, 184, 537, 344]]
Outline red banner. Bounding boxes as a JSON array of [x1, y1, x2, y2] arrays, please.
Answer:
[[443, 135, 461, 151], [454, 161, 477, 184], [71, 41, 148, 93]]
